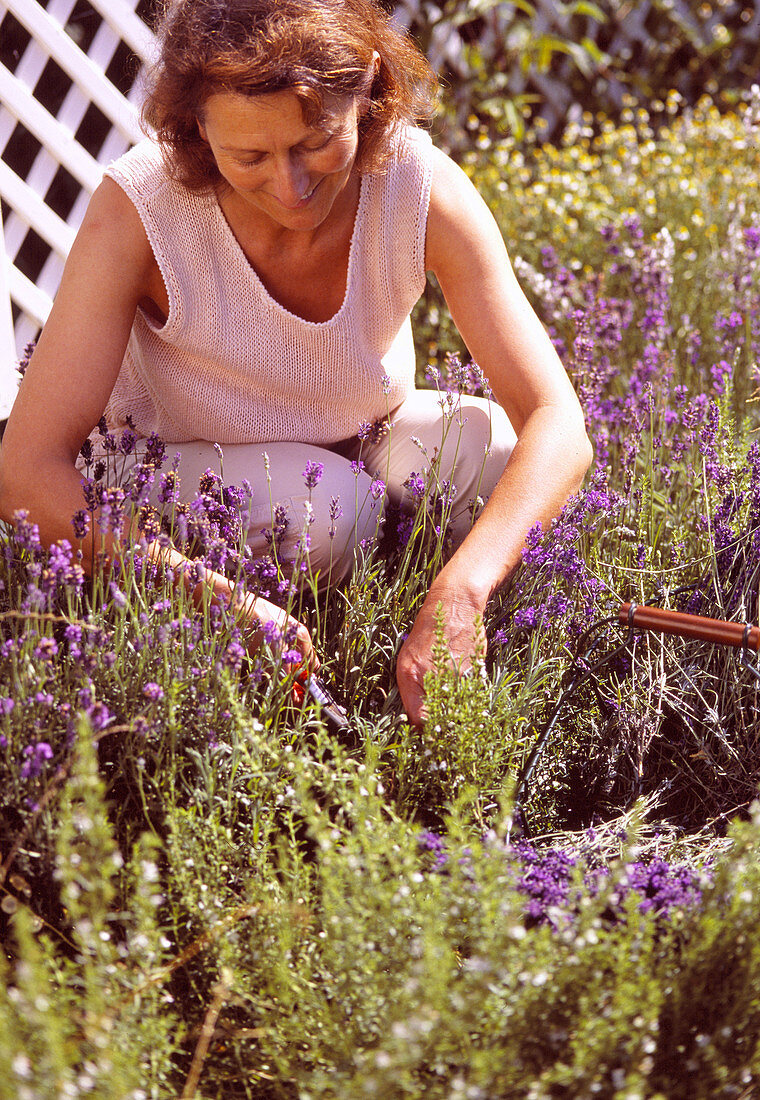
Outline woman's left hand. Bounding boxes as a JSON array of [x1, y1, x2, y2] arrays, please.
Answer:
[[396, 581, 487, 727]]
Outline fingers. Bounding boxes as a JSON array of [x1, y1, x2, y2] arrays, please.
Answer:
[[396, 601, 489, 726], [240, 595, 318, 674], [400, 683, 428, 728], [285, 619, 320, 676], [398, 654, 487, 728], [396, 650, 429, 728]]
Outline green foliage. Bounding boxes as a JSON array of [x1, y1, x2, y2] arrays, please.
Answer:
[[400, 0, 606, 147], [390, 603, 536, 823], [6, 719, 760, 1095], [402, 0, 760, 151], [415, 89, 760, 379], [0, 719, 177, 1098], [6, 92, 760, 1098]]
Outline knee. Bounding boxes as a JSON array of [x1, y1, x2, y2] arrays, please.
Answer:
[[448, 399, 516, 502], [294, 473, 384, 586], [437, 400, 514, 546]]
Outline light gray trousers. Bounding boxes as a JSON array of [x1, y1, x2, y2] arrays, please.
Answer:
[[107, 389, 516, 581]]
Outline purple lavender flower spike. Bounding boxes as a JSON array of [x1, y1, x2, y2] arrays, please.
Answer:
[[21, 742, 54, 780], [303, 460, 324, 490], [145, 433, 167, 468], [261, 619, 282, 648], [403, 471, 425, 501]]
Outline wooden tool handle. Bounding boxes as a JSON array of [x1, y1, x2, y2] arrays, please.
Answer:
[[619, 602, 760, 652]]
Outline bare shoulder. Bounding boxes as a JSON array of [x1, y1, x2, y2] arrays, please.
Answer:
[[37, 176, 160, 345], [73, 176, 155, 282], [2, 178, 157, 466], [425, 145, 509, 276], [428, 145, 488, 217]]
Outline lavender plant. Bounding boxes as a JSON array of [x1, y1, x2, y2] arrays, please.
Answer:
[[0, 720, 177, 1098], [4, 91, 760, 1097]]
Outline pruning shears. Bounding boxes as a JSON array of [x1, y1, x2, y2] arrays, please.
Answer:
[[291, 669, 349, 731]]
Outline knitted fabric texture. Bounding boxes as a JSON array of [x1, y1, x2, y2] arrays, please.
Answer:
[[102, 127, 433, 445]]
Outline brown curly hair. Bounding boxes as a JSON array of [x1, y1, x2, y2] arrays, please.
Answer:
[[142, 0, 438, 189]]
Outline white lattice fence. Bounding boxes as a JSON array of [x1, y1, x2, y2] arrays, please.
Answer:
[[0, 0, 156, 414]]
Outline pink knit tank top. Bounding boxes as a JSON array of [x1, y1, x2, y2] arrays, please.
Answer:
[[102, 127, 433, 445]]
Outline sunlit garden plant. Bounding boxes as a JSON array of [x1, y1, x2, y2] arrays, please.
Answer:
[[4, 90, 760, 1095]]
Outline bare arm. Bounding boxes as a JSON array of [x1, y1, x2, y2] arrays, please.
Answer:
[[0, 179, 314, 664], [0, 177, 152, 547], [396, 147, 593, 724]]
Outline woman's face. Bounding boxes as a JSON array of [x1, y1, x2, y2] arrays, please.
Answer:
[[198, 89, 361, 232]]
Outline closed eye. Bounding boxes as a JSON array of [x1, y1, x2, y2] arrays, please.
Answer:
[[301, 133, 333, 153], [234, 133, 334, 169]]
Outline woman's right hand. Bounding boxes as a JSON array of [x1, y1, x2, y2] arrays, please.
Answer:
[[239, 592, 317, 673], [157, 546, 317, 676]]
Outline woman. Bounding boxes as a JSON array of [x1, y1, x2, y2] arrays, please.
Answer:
[[0, 0, 592, 726]]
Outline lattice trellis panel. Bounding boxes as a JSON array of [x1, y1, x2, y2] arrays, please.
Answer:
[[0, 0, 156, 411]]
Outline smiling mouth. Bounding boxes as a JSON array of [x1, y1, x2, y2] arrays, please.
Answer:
[[279, 180, 321, 209]]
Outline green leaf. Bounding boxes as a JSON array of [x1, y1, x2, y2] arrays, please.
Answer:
[[566, 0, 606, 22], [579, 35, 608, 65]]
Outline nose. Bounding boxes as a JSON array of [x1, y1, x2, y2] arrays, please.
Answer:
[[271, 154, 310, 208]]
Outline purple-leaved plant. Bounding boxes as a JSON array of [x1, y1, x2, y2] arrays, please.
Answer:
[[419, 831, 708, 928]]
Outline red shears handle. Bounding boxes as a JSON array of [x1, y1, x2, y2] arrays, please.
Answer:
[[291, 671, 349, 729]]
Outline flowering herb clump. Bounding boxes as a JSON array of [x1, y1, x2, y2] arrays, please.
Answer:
[[4, 92, 760, 1097], [419, 831, 707, 928]]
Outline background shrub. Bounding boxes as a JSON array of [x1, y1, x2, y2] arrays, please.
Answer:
[[391, 0, 760, 148], [5, 11, 760, 1095]]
